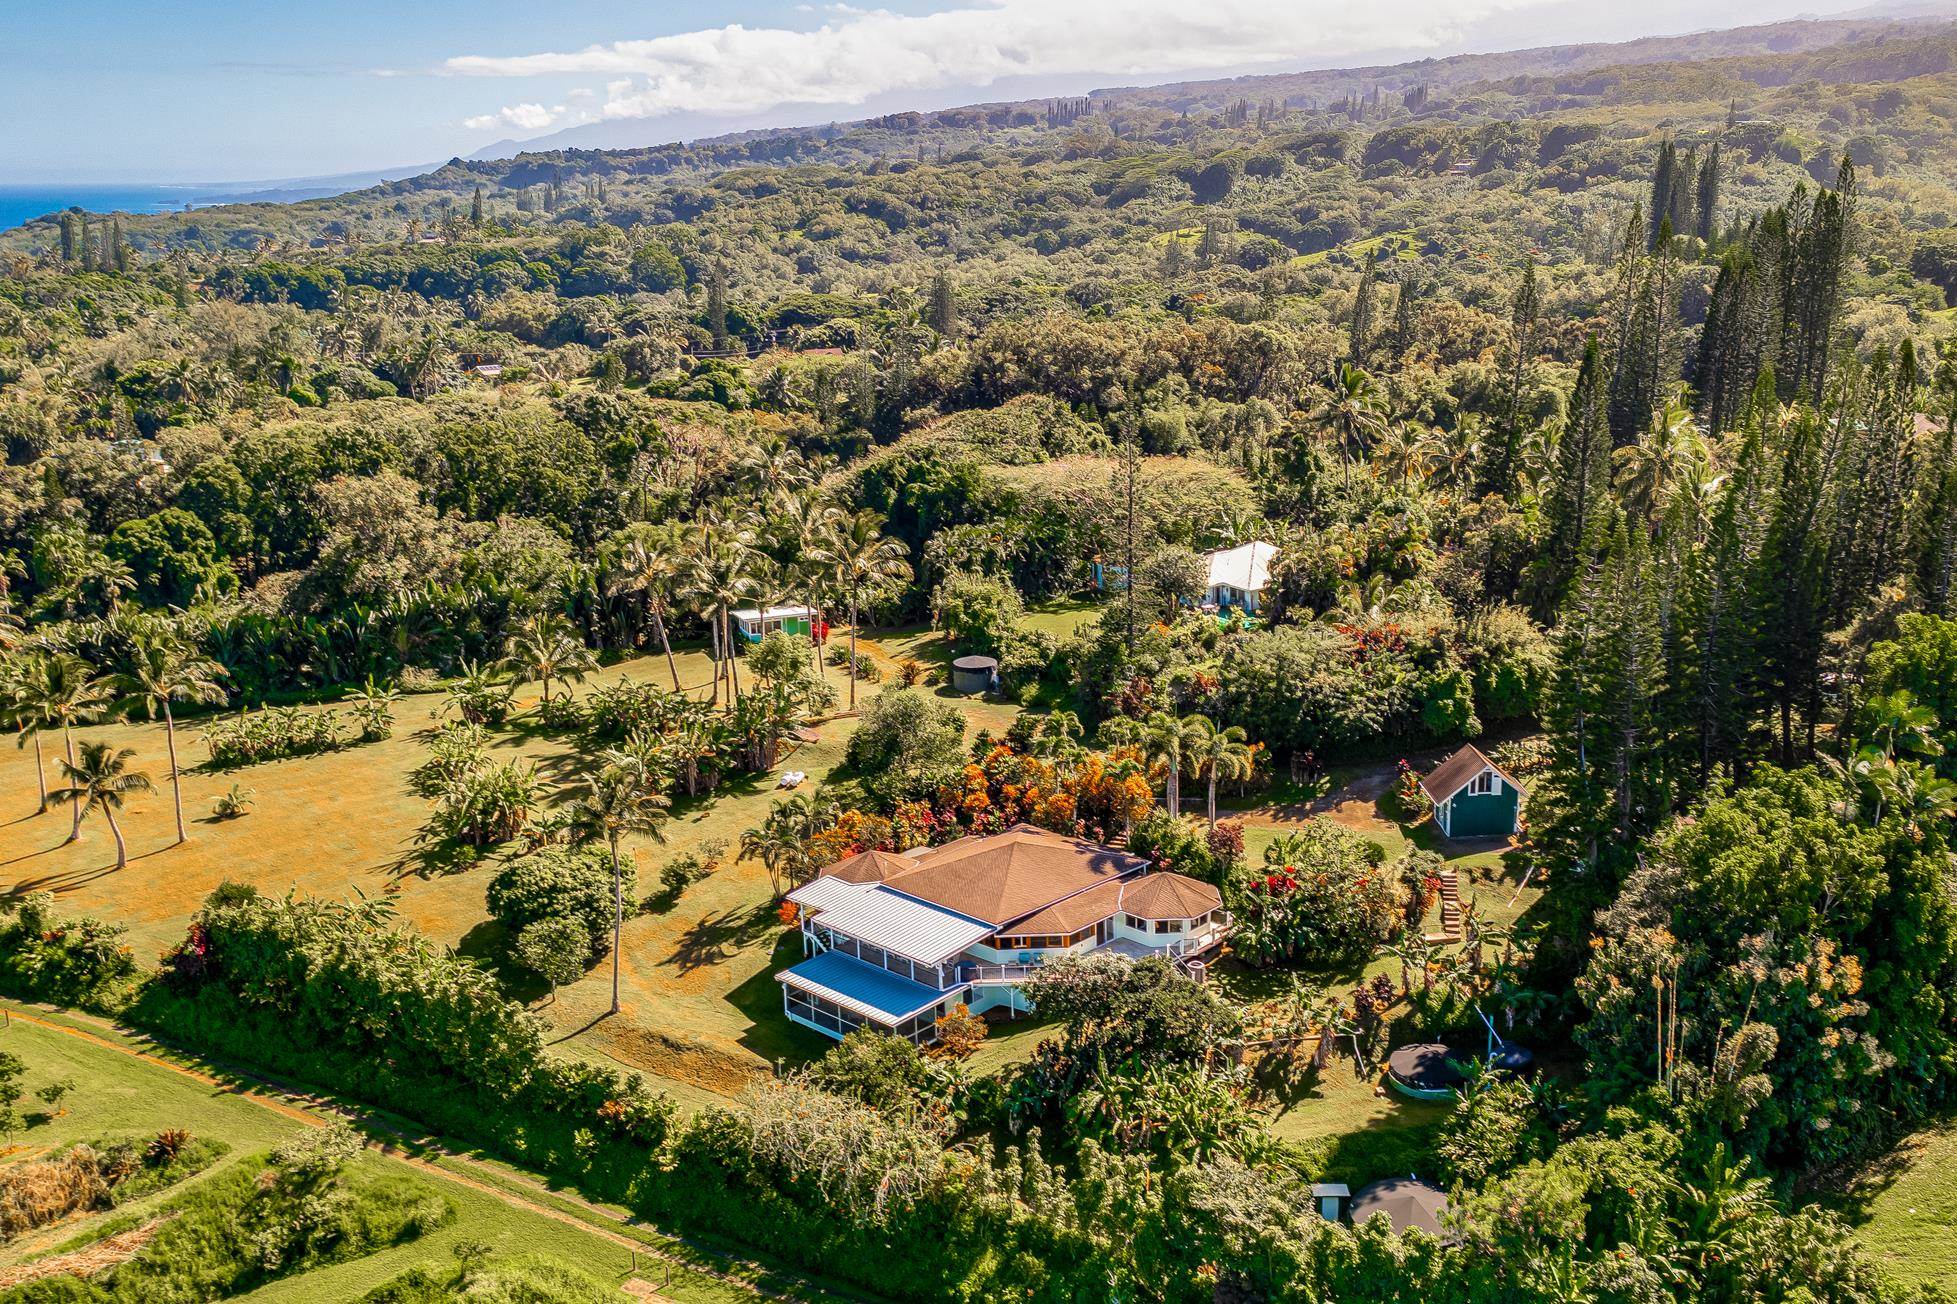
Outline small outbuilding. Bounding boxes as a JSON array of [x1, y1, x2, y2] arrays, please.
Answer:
[[1202, 540, 1278, 614], [1419, 744, 1523, 838], [732, 605, 826, 645], [950, 655, 999, 695], [1349, 1178, 1449, 1238]]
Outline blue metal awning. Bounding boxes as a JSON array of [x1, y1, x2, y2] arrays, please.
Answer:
[[777, 950, 964, 1025]]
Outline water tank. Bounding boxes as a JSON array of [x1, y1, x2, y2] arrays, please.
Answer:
[[949, 655, 999, 695]]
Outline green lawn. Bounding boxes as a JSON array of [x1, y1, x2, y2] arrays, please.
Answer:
[[1824, 1112, 1957, 1292], [0, 1011, 813, 1302]]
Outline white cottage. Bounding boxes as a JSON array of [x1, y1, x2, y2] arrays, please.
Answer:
[[1203, 541, 1278, 614]]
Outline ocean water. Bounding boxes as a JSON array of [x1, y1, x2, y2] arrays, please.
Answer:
[[0, 185, 218, 233]]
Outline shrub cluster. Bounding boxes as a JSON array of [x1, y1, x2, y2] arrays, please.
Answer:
[[0, 893, 138, 1009], [203, 706, 344, 767]]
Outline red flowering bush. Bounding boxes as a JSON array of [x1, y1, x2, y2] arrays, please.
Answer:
[[1229, 818, 1407, 967]]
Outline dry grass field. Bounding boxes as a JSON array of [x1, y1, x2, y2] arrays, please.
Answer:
[[0, 625, 1043, 1108]]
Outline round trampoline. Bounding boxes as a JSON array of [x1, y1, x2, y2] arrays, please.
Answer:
[[1385, 1043, 1470, 1100]]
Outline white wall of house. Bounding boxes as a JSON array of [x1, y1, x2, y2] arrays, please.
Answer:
[[1205, 583, 1261, 613]]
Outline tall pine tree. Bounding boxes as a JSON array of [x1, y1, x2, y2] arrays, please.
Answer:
[[1534, 337, 1615, 615]]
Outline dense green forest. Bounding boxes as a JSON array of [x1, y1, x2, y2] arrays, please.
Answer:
[[8, 11, 1957, 1303]]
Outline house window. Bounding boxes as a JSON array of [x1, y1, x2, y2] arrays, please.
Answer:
[[1468, 771, 1499, 796], [1124, 914, 1146, 930], [1153, 919, 1184, 934]]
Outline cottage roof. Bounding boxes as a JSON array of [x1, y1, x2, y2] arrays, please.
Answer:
[[1203, 540, 1278, 594], [1418, 745, 1522, 803], [1350, 1178, 1449, 1237]]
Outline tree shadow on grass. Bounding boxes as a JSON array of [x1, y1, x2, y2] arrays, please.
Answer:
[[382, 838, 487, 881], [728, 929, 831, 1068], [2, 861, 124, 894], [663, 901, 780, 976], [1807, 1115, 1954, 1225]]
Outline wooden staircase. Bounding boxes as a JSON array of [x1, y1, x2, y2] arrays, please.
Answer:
[[1424, 868, 1463, 945]]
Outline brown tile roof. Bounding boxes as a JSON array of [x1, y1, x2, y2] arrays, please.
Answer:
[[817, 848, 918, 885], [883, 824, 1148, 927], [1350, 1178, 1449, 1237], [1004, 879, 1127, 936], [1119, 873, 1223, 920], [1418, 745, 1522, 802]]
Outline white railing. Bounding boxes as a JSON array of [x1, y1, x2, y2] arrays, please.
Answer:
[[1166, 919, 1229, 958], [961, 961, 1043, 984]]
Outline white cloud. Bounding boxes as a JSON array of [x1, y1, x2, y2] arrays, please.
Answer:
[[447, 0, 1536, 132], [462, 101, 577, 132]]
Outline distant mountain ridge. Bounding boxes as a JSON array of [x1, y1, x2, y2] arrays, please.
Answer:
[[468, 9, 1950, 164]]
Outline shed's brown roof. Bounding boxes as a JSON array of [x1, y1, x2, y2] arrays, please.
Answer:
[[1350, 1178, 1449, 1237], [1418, 745, 1522, 802], [816, 848, 918, 885], [882, 824, 1148, 927]]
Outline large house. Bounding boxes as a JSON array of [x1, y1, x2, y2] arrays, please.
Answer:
[[777, 825, 1229, 1044], [1202, 541, 1277, 613]]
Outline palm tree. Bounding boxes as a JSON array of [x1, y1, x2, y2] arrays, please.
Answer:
[[35, 653, 115, 843], [575, 759, 671, 1015], [741, 816, 808, 900], [50, 742, 154, 870], [1, 650, 52, 813], [1141, 711, 1205, 819], [781, 490, 842, 685], [1613, 398, 1709, 523], [682, 516, 756, 708], [821, 510, 912, 710], [1187, 715, 1255, 824], [116, 629, 227, 845], [501, 611, 596, 707], [603, 525, 686, 692], [1312, 363, 1390, 495]]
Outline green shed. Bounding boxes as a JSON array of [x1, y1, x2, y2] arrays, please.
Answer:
[[1420, 745, 1523, 839]]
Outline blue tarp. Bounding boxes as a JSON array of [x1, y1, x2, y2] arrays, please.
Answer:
[[777, 949, 957, 1023]]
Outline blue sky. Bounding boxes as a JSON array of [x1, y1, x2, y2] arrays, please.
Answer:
[[0, 0, 1849, 183]]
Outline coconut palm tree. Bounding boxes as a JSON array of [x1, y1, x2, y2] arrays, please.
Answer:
[[574, 758, 671, 1015], [1187, 715, 1255, 824], [501, 611, 596, 707], [741, 815, 808, 901], [781, 490, 842, 685], [33, 653, 116, 842], [50, 742, 154, 870], [821, 510, 912, 710], [116, 629, 227, 845], [1141, 710, 1205, 819], [603, 525, 686, 692], [1613, 398, 1709, 523], [1312, 363, 1390, 495], [682, 516, 757, 708], [1, 650, 53, 813]]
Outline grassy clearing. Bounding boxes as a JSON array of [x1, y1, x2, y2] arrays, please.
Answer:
[[1823, 1112, 1957, 1292], [0, 616, 1047, 1107], [0, 1013, 797, 1304], [3, 596, 1539, 1200]]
